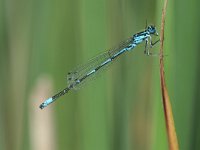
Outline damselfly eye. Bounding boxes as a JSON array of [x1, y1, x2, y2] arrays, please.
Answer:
[[147, 25, 156, 34]]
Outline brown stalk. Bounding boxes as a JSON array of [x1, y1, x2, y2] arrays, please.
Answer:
[[159, 0, 179, 149]]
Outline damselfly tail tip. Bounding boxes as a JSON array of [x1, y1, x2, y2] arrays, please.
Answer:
[[39, 103, 45, 109], [39, 97, 53, 109]]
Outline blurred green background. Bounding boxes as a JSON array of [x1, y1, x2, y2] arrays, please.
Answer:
[[0, 0, 200, 150]]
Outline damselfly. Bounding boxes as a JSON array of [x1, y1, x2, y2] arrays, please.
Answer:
[[39, 25, 159, 109]]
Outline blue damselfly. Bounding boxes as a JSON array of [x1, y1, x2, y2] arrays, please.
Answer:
[[39, 25, 159, 109]]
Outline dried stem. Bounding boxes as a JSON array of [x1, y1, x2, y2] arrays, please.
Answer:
[[159, 0, 179, 149]]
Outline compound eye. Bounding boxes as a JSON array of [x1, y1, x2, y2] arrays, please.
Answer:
[[149, 26, 155, 33], [148, 26, 152, 31]]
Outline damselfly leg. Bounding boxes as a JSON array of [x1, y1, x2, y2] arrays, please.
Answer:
[[144, 37, 160, 56]]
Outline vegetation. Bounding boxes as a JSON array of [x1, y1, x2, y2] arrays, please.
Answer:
[[0, 0, 199, 149]]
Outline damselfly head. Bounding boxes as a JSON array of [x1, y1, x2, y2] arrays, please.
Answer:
[[146, 25, 158, 36]]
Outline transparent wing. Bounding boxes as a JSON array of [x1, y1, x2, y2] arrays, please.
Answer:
[[67, 37, 133, 89]]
